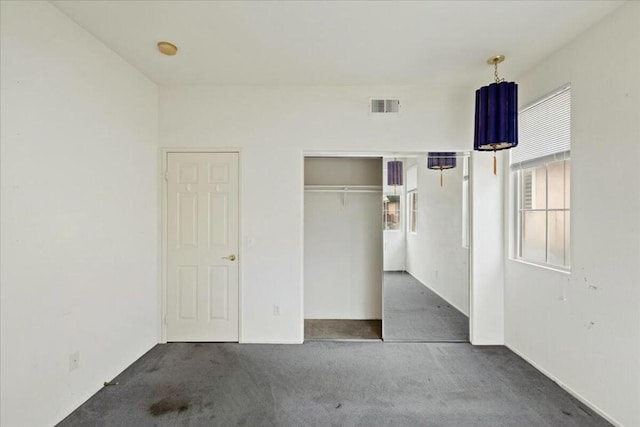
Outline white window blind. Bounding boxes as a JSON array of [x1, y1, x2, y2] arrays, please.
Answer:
[[511, 85, 571, 169]]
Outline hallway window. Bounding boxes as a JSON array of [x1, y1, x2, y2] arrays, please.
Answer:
[[408, 191, 418, 233], [383, 195, 401, 230], [511, 85, 571, 269], [462, 157, 469, 248], [406, 165, 418, 234]]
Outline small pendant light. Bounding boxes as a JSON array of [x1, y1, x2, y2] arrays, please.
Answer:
[[427, 152, 457, 187], [474, 55, 518, 175], [387, 160, 403, 194]]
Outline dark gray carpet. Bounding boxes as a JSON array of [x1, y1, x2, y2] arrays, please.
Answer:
[[384, 272, 469, 342], [305, 319, 382, 340], [58, 342, 611, 427]]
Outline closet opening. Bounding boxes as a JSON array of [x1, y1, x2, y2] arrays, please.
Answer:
[[303, 157, 383, 340], [302, 152, 470, 342]]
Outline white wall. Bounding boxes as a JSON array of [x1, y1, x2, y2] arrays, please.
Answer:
[[304, 192, 382, 318], [469, 151, 505, 344], [159, 84, 470, 343], [3, 1, 635, 425], [304, 158, 382, 319], [0, 2, 159, 426], [405, 157, 470, 315], [504, 2, 640, 426]]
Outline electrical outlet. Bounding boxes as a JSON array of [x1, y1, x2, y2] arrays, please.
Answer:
[[69, 351, 80, 371], [273, 304, 280, 316]]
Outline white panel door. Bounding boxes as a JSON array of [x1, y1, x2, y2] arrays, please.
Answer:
[[167, 152, 239, 341]]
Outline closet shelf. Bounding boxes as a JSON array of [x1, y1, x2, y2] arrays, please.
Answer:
[[304, 185, 382, 193]]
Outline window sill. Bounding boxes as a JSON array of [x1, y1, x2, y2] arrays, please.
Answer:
[[507, 257, 570, 274]]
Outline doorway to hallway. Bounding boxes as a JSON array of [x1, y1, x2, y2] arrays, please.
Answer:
[[382, 154, 470, 342]]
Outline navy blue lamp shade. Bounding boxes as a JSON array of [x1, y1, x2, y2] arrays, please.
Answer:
[[427, 152, 457, 186], [387, 160, 403, 186], [474, 81, 518, 174], [474, 81, 518, 151], [427, 152, 457, 170]]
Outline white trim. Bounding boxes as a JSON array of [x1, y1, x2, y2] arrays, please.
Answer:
[[405, 272, 470, 319], [242, 339, 304, 344], [299, 150, 305, 344], [160, 147, 243, 343], [160, 150, 168, 343], [507, 257, 571, 274], [303, 150, 471, 158], [506, 344, 622, 427], [162, 147, 241, 153], [157, 149, 165, 343], [510, 150, 570, 171]]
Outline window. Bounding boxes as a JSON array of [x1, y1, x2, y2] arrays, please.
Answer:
[[407, 191, 418, 233], [516, 159, 570, 266], [462, 157, 469, 248], [383, 195, 401, 230], [511, 85, 571, 269], [406, 166, 418, 234]]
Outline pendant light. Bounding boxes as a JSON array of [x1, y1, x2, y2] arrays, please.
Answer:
[[427, 152, 457, 187], [387, 160, 403, 194], [474, 55, 518, 175]]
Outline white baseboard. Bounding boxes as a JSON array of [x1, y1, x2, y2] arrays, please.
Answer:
[[240, 339, 303, 344], [404, 271, 469, 317], [506, 344, 622, 427], [54, 341, 157, 426]]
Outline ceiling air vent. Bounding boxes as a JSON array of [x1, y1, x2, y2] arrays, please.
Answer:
[[371, 99, 400, 113]]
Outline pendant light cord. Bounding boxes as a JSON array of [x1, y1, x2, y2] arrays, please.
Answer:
[[494, 61, 505, 83]]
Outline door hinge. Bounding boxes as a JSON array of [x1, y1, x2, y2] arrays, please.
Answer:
[[164, 171, 169, 181], [164, 315, 168, 325]]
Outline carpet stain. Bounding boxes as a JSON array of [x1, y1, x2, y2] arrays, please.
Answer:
[[148, 397, 190, 416]]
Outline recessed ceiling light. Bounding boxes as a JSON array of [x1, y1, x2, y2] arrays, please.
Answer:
[[157, 41, 178, 56]]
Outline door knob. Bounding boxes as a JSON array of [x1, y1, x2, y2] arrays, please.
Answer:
[[222, 254, 236, 261]]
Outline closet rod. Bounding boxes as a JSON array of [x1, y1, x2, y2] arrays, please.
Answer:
[[304, 185, 382, 193], [304, 189, 382, 193]]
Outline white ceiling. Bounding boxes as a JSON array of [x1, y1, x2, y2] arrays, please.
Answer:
[[52, 0, 623, 87]]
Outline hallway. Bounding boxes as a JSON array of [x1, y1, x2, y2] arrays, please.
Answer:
[[384, 272, 469, 341]]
